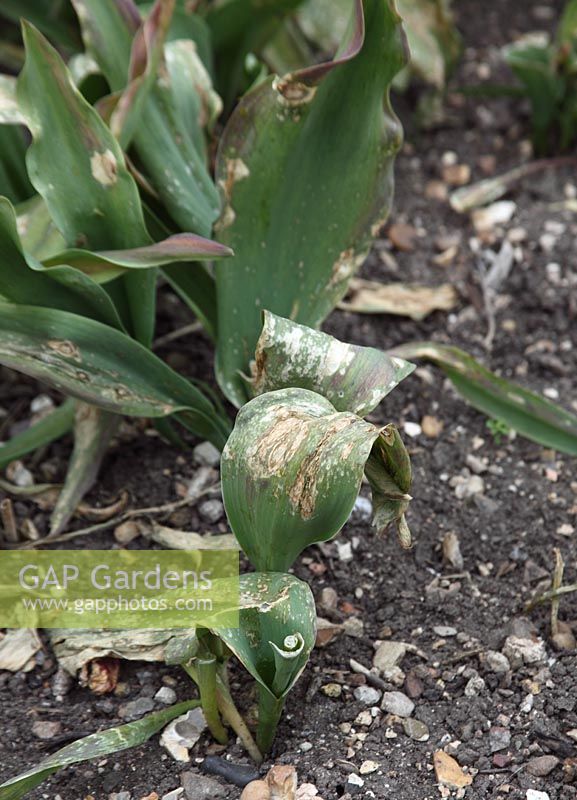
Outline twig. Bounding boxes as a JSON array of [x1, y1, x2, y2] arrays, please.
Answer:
[[8, 485, 219, 550], [153, 322, 202, 350], [441, 648, 484, 665], [551, 548, 564, 637], [526, 583, 577, 611], [0, 497, 19, 542]]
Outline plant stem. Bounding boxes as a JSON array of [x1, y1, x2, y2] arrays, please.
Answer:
[[257, 686, 284, 756], [196, 657, 228, 744]]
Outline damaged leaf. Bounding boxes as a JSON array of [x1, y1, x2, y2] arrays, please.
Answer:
[[221, 387, 412, 572], [392, 342, 577, 456], [339, 278, 458, 320], [214, 0, 407, 405], [252, 311, 414, 416]]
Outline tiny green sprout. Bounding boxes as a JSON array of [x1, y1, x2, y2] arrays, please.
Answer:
[[486, 418, 512, 445]]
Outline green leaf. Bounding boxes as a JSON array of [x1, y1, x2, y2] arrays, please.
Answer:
[[215, 0, 407, 405], [0, 127, 34, 204], [16, 195, 65, 260], [221, 387, 411, 572], [0, 197, 125, 329], [43, 235, 232, 283], [0, 700, 199, 800], [0, 400, 75, 469], [163, 262, 218, 340], [213, 572, 316, 699], [252, 311, 414, 416], [72, 0, 220, 237], [392, 342, 577, 456], [0, 301, 231, 449], [17, 21, 156, 344], [0, 76, 24, 125], [395, 0, 460, 89]]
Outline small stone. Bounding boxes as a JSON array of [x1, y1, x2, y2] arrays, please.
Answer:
[[296, 784, 318, 800], [421, 415, 443, 438], [373, 641, 407, 674], [381, 691, 414, 718], [433, 751, 472, 789], [354, 710, 373, 727], [321, 683, 342, 698], [442, 163, 471, 186], [464, 674, 486, 697], [336, 541, 353, 562], [161, 791, 183, 800], [198, 499, 224, 524], [489, 726, 511, 753], [300, 741, 313, 752], [6, 460, 33, 487], [353, 686, 381, 706], [351, 495, 372, 522], [32, 720, 61, 740], [193, 442, 221, 467], [155, 686, 177, 705], [30, 394, 54, 414], [240, 781, 270, 800], [359, 760, 379, 775], [552, 624, 577, 651], [433, 626, 457, 637], [388, 222, 417, 252], [526, 791, 550, 800], [109, 793, 131, 800], [403, 421, 422, 438], [118, 698, 155, 721], [161, 708, 207, 762], [520, 694, 534, 713], [403, 718, 429, 741], [442, 531, 464, 569], [114, 521, 141, 545], [465, 454, 488, 474], [502, 636, 547, 668], [484, 650, 510, 674], [346, 774, 364, 791], [452, 473, 484, 499], [181, 773, 226, 800], [472, 201, 516, 232], [526, 755, 559, 777], [557, 523, 574, 537]]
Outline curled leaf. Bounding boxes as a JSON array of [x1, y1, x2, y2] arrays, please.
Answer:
[[221, 388, 412, 572], [252, 311, 414, 416], [339, 279, 458, 320]]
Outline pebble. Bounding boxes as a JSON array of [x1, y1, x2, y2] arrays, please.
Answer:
[[421, 415, 443, 438], [359, 760, 379, 775], [489, 726, 511, 753], [484, 650, 511, 674], [32, 720, 61, 740], [31, 394, 54, 414], [296, 784, 319, 799], [193, 442, 221, 467], [6, 460, 33, 487], [155, 686, 177, 705], [526, 791, 550, 800], [353, 686, 381, 705], [109, 793, 131, 800], [336, 541, 353, 562], [373, 641, 407, 674], [464, 674, 486, 697], [402, 718, 430, 741], [198, 499, 224, 524], [346, 774, 364, 791], [118, 698, 155, 721], [114, 521, 141, 545], [403, 421, 422, 438], [526, 755, 559, 777], [161, 791, 183, 800], [433, 626, 457, 637], [472, 201, 516, 232], [181, 773, 227, 799], [322, 683, 342, 698], [351, 495, 372, 522], [452, 473, 485, 499], [160, 708, 207, 762], [381, 691, 414, 718], [502, 636, 547, 668], [556, 523, 574, 536], [300, 741, 313, 752]]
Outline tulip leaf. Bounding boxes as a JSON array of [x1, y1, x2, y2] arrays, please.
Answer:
[[0, 400, 76, 469], [16, 195, 65, 260], [252, 311, 414, 416], [43, 235, 232, 283], [212, 572, 316, 700], [0, 76, 23, 125], [0, 701, 199, 800], [0, 301, 231, 449], [72, 0, 220, 237], [392, 342, 577, 456], [221, 387, 411, 572], [214, 0, 407, 405], [0, 197, 125, 329]]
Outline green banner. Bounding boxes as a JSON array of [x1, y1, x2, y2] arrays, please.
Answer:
[[0, 550, 239, 629]]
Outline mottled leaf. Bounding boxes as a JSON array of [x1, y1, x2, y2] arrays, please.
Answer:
[[0, 301, 231, 449], [252, 311, 414, 416], [16, 195, 65, 260], [0, 701, 199, 800], [215, 0, 407, 405], [392, 342, 577, 456], [221, 387, 412, 572]]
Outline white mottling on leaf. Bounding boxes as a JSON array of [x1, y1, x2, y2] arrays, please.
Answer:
[[90, 149, 118, 187]]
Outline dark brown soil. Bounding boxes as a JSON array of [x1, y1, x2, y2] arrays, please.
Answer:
[[1, 0, 576, 798]]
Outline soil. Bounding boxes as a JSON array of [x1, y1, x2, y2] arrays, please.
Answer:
[[1, 1, 576, 799]]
